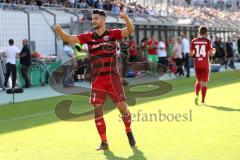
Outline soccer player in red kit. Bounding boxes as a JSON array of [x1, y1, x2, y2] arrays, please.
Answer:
[[190, 26, 216, 105], [54, 9, 135, 150]]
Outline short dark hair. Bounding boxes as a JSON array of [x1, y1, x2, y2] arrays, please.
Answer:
[[92, 9, 106, 17], [199, 26, 208, 35], [9, 39, 14, 45]]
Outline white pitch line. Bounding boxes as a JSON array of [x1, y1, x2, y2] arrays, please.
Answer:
[[0, 111, 54, 124]]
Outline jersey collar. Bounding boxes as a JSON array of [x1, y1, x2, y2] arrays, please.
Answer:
[[92, 30, 109, 39]]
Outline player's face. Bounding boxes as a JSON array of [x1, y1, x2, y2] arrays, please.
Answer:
[[169, 37, 174, 43], [22, 39, 28, 46], [92, 14, 105, 30]]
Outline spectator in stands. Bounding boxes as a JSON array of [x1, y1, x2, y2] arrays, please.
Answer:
[[3, 39, 20, 89], [140, 37, 148, 61], [213, 36, 220, 64], [68, 0, 75, 8], [181, 33, 190, 77], [62, 41, 74, 87], [86, 0, 94, 6], [173, 37, 184, 77], [73, 43, 87, 82], [210, 35, 214, 45], [128, 36, 138, 62], [111, 2, 120, 14], [157, 37, 167, 74], [36, 0, 43, 6], [147, 35, 158, 74], [120, 38, 129, 78], [20, 39, 31, 88], [225, 36, 235, 69], [78, 0, 89, 8], [232, 35, 238, 60], [147, 6, 156, 16], [219, 37, 226, 65], [167, 36, 175, 57], [103, 0, 112, 11], [93, 0, 102, 9], [238, 35, 240, 57]]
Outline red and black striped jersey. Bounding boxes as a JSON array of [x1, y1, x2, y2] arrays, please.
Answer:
[[77, 29, 122, 77]]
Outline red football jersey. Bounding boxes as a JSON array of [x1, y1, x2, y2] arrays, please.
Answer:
[[147, 40, 158, 55], [77, 29, 122, 77], [129, 40, 137, 56], [190, 37, 212, 69]]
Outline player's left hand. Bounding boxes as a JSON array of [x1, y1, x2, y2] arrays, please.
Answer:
[[119, 12, 129, 21]]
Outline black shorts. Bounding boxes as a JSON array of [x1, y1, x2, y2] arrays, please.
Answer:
[[158, 57, 168, 66]]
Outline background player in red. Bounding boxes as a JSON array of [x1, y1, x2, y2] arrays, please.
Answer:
[[54, 9, 135, 150], [190, 26, 216, 105]]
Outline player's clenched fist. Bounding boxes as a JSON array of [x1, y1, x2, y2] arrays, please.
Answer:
[[119, 12, 129, 21], [54, 24, 62, 33]]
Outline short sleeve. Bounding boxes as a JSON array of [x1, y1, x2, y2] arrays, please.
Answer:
[[15, 46, 20, 53], [77, 33, 88, 44], [159, 42, 165, 48], [112, 29, 122, 41]]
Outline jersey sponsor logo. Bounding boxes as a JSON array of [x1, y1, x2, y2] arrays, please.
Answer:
[[91, 42, 115, 51], [103, 35, 109, 41]]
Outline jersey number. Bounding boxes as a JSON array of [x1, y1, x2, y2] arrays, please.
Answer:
[[195, 45, 206, 58]]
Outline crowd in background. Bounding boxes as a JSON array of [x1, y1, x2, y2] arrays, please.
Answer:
[[172, 0, 240, 10], [1, 33, 240, 89], [0, 38, 32, 89], [61, 29, 240, 81], [2, 0, 240, 15], [170, 6, 240, 28], [116, 33, 240, 78], [0, 0, 158, 16], [1, 0, 240, 28], [1, 0, 240, 86], [184, 0, 240, 10]]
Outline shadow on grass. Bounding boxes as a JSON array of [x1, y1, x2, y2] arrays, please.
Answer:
[[205, 104, 240, 112], [104, 147, 147, 160], [0, 71, 239, 135]]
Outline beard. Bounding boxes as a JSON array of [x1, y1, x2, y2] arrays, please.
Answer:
[[93, 24, 100, 30]]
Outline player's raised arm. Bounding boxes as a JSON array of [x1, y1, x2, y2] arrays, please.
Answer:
[[54, 24, 79, 43], [119, 12, 135, 38]]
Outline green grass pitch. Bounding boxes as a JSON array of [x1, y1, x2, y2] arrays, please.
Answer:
[[0, 70, 240, 160]]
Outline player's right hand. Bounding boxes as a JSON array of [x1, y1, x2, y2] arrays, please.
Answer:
[[54, 24, 62, 33], [119, 12, 129, 21]]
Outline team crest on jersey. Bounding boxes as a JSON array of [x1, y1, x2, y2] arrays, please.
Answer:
[[103, 35, 109, 41]]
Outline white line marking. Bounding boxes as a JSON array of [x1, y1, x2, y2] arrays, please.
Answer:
[[0, 111, 54, 124]]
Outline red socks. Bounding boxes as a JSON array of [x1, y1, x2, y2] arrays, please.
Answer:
[[195, 82, 201, 96], [122, 112, 132, 133], [95, 116, 107, 142], [201, 86, 207, 103], [195, 82, 208, 103], [95, 112, 132, 142]]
